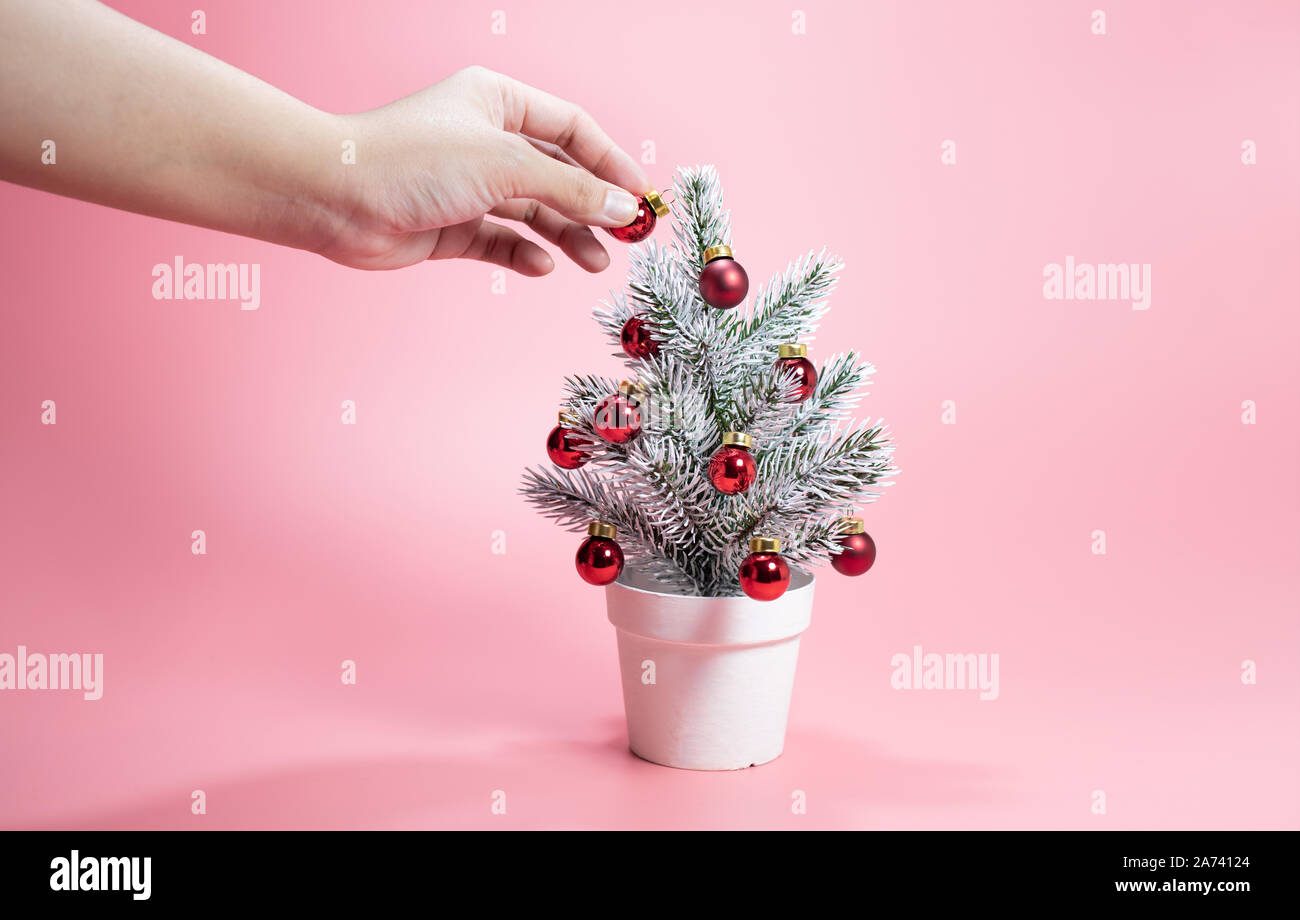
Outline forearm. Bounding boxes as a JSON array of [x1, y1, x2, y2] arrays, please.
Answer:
[[0, 0, 343, 251]]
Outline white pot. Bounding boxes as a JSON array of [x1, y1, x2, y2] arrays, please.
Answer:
[[605, 566, 815, 771]]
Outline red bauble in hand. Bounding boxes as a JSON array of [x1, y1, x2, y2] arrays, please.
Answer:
[[698, 245, 749, 309], [831, 518, 876, 576], [620, 315, 660, 360], [607, 190, 669, 243], [708, 432, 757, 494], [775, 343, 818, 402], [575, 522, 624, 586], [546, 413, 591, 469], [739, 537, 790, 601], [592, 381, 646, 444]]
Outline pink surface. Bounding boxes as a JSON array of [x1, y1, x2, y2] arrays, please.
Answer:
[[2, 0, 1298, 829]]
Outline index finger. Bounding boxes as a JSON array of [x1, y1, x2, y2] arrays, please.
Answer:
[[497, 75, 650, 195]]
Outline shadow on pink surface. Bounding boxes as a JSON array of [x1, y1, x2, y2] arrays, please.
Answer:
[[23, 723, 1005, 831]]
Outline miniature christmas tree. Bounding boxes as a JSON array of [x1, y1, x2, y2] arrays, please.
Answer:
[[521, 165, 896, 599]]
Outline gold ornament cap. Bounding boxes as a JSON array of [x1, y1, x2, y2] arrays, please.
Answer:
[[778, 343, 807, 359], [722, 431, 754, 449], [645, 189, 670, 217], [839, 516, 866, 535], [703, 245, 734, 263], [588, 521, 617, 539], [749, 536, 781, 553], [618, 380, 647, 400], [558, 410, 579, 427]]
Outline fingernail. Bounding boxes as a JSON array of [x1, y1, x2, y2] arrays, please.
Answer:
[[603, 190, 639, 224]]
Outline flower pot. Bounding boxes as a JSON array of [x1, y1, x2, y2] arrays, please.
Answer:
[[604, 566, 815, 771]]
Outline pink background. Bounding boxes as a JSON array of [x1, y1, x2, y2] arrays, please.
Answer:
[[2, 0, 1298, 829]]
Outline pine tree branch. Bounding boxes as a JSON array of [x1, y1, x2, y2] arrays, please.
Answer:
[[782, 351, 873, 438], [736, 250, 839, 350], [519, 466, 705, 593], [670, 165, 731, 276], [732, 422, 894, 543]]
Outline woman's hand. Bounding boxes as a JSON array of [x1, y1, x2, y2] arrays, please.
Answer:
[[0, 1, 648, 277], [323, 66, 649, 274]]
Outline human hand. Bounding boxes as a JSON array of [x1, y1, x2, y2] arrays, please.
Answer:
[[0, 1, 648, 277], [319, 66, 650, 274]]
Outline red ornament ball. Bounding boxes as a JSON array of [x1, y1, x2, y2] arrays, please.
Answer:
[[739, 551, 790, 602], [620, 316, 660, 360], [775, 354, 818, 402], [592, 389, 643, 444], [575, 535, 624, 586], [699, 252, 749, 309], [708, 444, 757, 494], [546, 422, 590, 469], [606, 197, 658, 243], [831, 531, 877, 577]]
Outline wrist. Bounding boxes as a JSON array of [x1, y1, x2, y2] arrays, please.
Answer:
[[264, 108, 364, 256], [288, 110, 391, 260]]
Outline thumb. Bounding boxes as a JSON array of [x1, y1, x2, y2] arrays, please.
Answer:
[[509, 144, 641, 228]]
